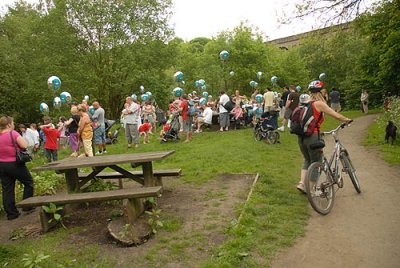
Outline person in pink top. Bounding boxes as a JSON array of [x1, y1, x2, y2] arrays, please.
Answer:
[[0, 116, 34, 220]]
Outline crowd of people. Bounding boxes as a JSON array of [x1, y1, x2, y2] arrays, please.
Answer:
[[0, 82, 361, 221]]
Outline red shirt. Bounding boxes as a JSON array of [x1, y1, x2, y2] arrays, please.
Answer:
[[139, 123, 151, 133], [42, 127, 60, 150], [312, 102, 325, 133], [180, 100, 188, 121]]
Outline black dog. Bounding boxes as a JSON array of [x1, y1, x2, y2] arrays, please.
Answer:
[[385, 121, 397, 145]]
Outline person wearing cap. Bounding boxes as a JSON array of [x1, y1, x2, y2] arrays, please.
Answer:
[[296, 80, 352, 193]]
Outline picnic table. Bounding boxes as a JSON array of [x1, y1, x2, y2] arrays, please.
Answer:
[[22, 151, 178, 235], [32, 150, 176, 193]]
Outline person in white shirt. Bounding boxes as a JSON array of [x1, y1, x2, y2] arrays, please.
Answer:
[[122, 97, 140, 148], [263, 87, 275, 112], [218, 91, 230, 131], [18, 124, 39, 156], [195, 105, 213, 132]]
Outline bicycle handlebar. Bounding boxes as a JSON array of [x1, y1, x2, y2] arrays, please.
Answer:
[[322, 120, 353, 136]]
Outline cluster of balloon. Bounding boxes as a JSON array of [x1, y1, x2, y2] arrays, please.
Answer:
[[131, 94, 138, 101], [249, 80, 258, 88], [319, 73, 327, 81], [140, 85, 145, 93], [173, 87, 183, 97], [40, 103, 49, 114], [202, 91, 208, 98], [255, 94, 263, 103], [296, 86, 302, 92], [60, 91, 72, 104], [141, 92, 151, 101], [47, 76, 61, 90], [219, 50, 230, 61], [271, 76, 279, 84], [257, 71, 263, 80], [230, 70, 234, 77], [88, 106, 95, 115], [53, 97, 62, 109], [84, 95, 89, 101], [173, 71, 184, 82], [199, 97, 207, 105]]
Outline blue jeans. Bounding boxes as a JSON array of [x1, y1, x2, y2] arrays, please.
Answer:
[[44, 149, 58, 162]]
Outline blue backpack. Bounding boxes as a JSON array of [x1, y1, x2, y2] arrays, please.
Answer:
[[187, 100, 195, 116]]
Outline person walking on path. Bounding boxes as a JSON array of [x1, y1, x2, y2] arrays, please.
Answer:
[[278, 85, 300, 132], [361, 89, 369, 113], [77, 104, 93, 157], [122, 96, 140, 148], [92, 101, 107, 155], [329, 87, 341, 112], [296, 81, 351, 193], [218, 91, 230, 131], [0, 116, 34, 220]]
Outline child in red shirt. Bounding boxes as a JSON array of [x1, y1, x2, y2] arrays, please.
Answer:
[[40, 116, 60, 162], [139, 121, 152, 144]]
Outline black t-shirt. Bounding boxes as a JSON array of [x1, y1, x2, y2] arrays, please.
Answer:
[[288, 92, 300, 110], [68, 115, 80, 133], [281, 91, 290, 106]]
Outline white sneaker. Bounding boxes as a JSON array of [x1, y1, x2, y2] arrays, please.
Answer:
[[278, 126, 285, 132]]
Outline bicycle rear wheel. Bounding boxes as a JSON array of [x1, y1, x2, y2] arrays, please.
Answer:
[[341, 152, 361, 193], [267, 131, 280, 144], [305, 162, 335, 215]]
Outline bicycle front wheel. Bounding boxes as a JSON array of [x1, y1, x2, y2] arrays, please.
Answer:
[[305, 162, 335, 215], [341, 152, 361, 193], [254, 129, 263, 141]]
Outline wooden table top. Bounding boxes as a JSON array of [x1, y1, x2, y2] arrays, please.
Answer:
[[32, 151, 175, 171]]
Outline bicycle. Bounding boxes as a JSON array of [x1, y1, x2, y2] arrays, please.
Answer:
[[253, 111, 280, 144], [305, 120, 361, 215]]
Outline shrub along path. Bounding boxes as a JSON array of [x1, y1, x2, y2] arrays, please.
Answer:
[[271, 114, 400, 268]]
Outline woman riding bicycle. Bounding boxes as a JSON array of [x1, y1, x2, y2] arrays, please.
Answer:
[[296, 80, 352, 193]]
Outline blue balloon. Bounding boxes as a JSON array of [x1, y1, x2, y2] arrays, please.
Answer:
[[198, 79, 205, 86], [296, 86, 302, 92], [319, 73, 327, 81], [146, 91, 152, 98], [140, 85, 145, 93], [131, 94, 137, 101], [271, 76, 278, 83], [174, 71, 184, 82], [249, 81, 258, 88], [194, 81, 200, 88], [202, 91, 209, 98], [88, 105, 95, 115], [255, 94, 263, 103], [40, 103, 49, 113], [173, 87, 183, 97], [60, 92, 71, 104], [199, 97, 207, 105], [201, 85, 207, 91], [219, 50, 230, 60], [47, 76, 61, 90], [257, 71, 262, 80], [230, 71, 234, 77], [141, 94, 149, 101]]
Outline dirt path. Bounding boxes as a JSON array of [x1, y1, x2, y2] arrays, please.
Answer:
[[272, 114, 400, 268]]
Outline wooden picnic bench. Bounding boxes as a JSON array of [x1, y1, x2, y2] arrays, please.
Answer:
[[32, 151, 176, 193], [78, 168, 182, 188], [17, 186, 162, 232]]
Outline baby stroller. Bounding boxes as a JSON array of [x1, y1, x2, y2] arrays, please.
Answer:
[[104, 119, 120, 144], [254, 111, 280, 144], [160, 114, 180, 143]]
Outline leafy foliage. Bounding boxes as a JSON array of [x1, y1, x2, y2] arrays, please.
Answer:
[[21, 249, 50, 268], [42, 203, 67, 229]]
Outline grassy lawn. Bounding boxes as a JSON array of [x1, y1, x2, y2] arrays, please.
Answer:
[[1, 110, 371, 267]]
